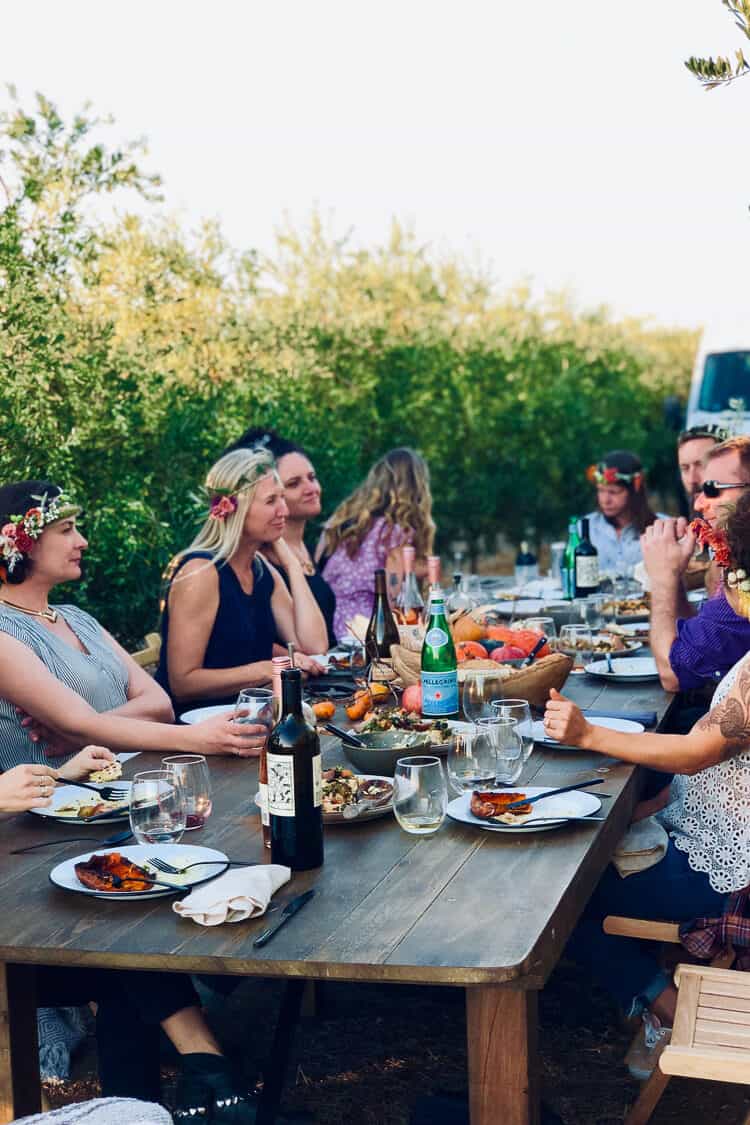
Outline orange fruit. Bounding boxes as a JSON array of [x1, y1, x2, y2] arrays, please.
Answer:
[[452, 615, 485, 643], [456, 640, 489, 663]]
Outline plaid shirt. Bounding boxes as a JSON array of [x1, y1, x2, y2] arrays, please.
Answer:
[[680, 886, 750, 970]]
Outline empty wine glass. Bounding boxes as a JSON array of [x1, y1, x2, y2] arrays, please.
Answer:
[[462, 671, 504, 725], [491, 698, 534, 762], [476, 716, 524, 785], [578, 595, 606, 632], [130, 770, 186, 845], [558, 624, 593, 674], [521, 616, 557, 640], [447, 731, 496, 794], [234, 687, 274, 730], [163, 754, 212, 830], [393, 756, 448, 836]]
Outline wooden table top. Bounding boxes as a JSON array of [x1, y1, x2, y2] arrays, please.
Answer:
[[0, 674, 674, 989]]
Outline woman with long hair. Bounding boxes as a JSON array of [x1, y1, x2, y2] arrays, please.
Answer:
[[157, 446, 327, 711], [317, 447, 435, 641], [584, 450, 661, 576], [224, 427, 337, 648]]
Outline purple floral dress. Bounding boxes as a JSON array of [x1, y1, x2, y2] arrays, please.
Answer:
[[322, 517, 411, 641]]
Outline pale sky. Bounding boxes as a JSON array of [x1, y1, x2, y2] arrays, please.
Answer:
[[2, 0, 749, 328]]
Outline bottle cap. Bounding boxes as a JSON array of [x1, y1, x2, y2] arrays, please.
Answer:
[[427, 555, 441, 583]]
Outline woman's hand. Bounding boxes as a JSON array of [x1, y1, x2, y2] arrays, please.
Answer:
[[57, 745, 116, 781], [293, 652, 326, 677], [15, 707, 81, 758], [0, 764, 57, 812], [185, 711, 269, 758], [543, 689, 594, 748]]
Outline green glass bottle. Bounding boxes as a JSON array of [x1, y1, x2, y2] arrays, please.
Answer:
[[561, 517, 580, 600], [420, 595, 459, 717]]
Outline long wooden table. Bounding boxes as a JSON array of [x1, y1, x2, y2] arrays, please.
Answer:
[[0, 673, 674, 1124]]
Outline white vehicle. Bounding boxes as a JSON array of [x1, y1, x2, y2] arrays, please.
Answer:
[[686, 324, 750, 435]]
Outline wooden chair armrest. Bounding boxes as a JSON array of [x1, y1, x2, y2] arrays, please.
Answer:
[[603, 915, 681, 943], [131, 632, 162, 669]]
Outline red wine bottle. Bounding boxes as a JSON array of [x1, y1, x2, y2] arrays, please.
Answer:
[[268, 669, 324, 871]]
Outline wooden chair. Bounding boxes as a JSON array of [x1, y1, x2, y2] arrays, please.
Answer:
[[604, 915, 748, 1125], [130, 631, 161, 669]]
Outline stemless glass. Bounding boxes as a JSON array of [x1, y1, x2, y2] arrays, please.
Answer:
[[462, 671, 504, 725], [234, 687, 274, 730], [491, 698, 534, 762], [476, 716, 524, 785], [129, 770, 186, 845], [558, 624, 593, 674], [447, 731, 496, 794], [579, 594, 606, 632], [163, 754, 212, 830], [393, 756, 448, 836]]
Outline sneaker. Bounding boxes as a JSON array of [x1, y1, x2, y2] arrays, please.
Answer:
[[624, 1011, 672, 1081]]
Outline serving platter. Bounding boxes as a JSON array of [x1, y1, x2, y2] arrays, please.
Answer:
[[49, 844, 228, 900], [30, 782, 132, 824], [584, 656, 660, 683], [447, 786, 602, 834]]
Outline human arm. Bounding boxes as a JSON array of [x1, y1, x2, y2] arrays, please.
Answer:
[[543, 667, 750, 775], [0, 765, 57, 812], [631, 785, 672, 822], [268, 542, 328, 655], [164, 559, 274, 703], [0, 632, 266, 757], [641, 518, 696, 692]]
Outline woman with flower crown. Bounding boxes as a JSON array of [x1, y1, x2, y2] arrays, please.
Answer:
[[584, 449, 662, 577], [156, 446, 327, 711]]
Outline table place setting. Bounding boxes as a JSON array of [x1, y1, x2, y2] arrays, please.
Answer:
[[173, 863, 291, 926]]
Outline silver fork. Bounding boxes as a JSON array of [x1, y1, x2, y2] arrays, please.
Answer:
[[148, 856, 239, 875], [59, 780, 129, 802]]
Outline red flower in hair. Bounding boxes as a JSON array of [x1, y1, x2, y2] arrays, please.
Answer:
[[585, 464, 599, 484], [209, 495, 238, 520], [13, 529, 34, 554], [602, 467, 619, 484]]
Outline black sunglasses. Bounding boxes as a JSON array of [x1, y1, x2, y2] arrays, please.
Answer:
[[700, 480, 750, 498]]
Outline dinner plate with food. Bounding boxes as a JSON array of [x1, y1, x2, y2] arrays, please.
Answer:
[[560, 634, 643, 657], [321, 767, 393, 825], [600, 596, 651, 624], [447, 786, 602, 833], [530, 716, 644, 747], [584, 656, 660, 683], [30, 783, 132, 824], [49, 844, 229, 900]]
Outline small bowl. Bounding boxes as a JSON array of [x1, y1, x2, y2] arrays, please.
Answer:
[[339, 730, 439, 777]]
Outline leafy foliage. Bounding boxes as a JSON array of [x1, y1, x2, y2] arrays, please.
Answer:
[[685, 1, 750, 88], [0, 93, 698, 646]]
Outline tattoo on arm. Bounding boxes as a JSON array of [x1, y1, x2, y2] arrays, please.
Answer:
[[696, 661, 750, 759]]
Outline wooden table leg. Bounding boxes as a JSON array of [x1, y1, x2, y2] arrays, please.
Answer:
[[466, 986, 539, 1125], [0, 963, 40, 1124]]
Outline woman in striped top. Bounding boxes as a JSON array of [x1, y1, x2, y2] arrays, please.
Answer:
[[0, 480, 265, 763]]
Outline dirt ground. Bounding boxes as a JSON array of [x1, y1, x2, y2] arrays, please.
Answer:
[[45, 959, 750, 1124]]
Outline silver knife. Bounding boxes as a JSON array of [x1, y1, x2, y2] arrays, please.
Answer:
[[253, 889, 316, 947]]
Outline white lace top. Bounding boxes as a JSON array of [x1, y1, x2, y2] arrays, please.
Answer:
[[660, 650, 750, 893]]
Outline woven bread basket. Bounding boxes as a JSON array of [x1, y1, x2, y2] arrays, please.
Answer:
[[390, 646, 573, 710]]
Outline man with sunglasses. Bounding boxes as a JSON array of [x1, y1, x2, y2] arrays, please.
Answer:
[[642, 436, 750, 695]]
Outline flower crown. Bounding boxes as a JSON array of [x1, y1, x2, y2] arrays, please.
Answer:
[[586, 463, 644, 491], [689, 516, 750, 617], [0, 491, 79, 579], [206, 451, 277, 521]]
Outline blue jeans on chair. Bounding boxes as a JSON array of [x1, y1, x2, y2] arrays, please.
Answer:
[[567, 839, 726, 1015]]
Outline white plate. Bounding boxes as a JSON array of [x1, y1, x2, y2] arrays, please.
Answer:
[[531, 716, 644, 747], [584, 656, 659, 683], [446, 721, 474, 737], [447, 786, 602, 833], [179, 705, 235, 724], [323, 773, 393, 825], [50, 844, 229, 900], [491, 598, 548, 616], [30, 783, 132, 824]]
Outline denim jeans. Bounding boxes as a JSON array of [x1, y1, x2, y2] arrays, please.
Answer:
[[566, 839, 726, 1014]]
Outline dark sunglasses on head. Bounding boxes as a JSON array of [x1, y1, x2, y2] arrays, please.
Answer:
[[700, 480, 750, 498]]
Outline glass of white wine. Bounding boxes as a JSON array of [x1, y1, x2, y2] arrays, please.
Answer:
[[393, 756, 448, 836]]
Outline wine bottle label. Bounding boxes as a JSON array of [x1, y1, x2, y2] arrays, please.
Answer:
[[267, 753, 295, 817], [575, 556, 600, 588], [259, 781, 270, 827], [313, 754, 322, 808], [425, 626, 450, 647], [421, 670, 459, 716]]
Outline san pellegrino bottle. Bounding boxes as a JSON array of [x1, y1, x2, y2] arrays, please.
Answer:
[[268, 669, 324, 871], [420, 594, 459, 717], [574, 517, 600, 597], [394, 545, 424, 625], [561, 517, 580, 600], [365, 568, 400, 661]]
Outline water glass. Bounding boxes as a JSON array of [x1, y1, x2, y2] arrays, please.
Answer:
[[462, 671, 504, 725], [393, 756, 448, 836], [521, 616, 556, 640], [460, 575, 483, 608], [491, 698, 534, 762], [447, 731, 496, 794], [558, 624, 593, 673], [578, 594, 606, 632], [130, 770, 186, 845], [234, 687, 274, 731], [163, 754, 212, 830], [548, 542, 565, 581], [476, 716, 524, 785]]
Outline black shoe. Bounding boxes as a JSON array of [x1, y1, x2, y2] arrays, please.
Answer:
[[174, 1053, 256, 1123]]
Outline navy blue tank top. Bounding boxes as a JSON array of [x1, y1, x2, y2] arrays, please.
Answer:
[[156, 551, 276, 711]]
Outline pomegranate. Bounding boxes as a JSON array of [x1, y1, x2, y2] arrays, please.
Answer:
[[489, 644, 527, 663], [401, 684, 423, 713]]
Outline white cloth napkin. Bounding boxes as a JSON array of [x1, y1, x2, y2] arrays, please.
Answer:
[[173, 864, 290, 925], [612, 816, 669, 879]]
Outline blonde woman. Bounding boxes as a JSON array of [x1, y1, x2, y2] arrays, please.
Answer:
[[317, 448, 435, 641], [157, 447, 327, 712]]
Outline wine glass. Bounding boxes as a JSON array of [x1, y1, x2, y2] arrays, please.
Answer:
[[521, 616, 557, 640], [129, 770, 186, 845], [235, 687, 274, 731], [475, 716, 524, 786], [447, 731, 496, 794], [393, 756, 448, 836], [462, 671, 504, 725], [558, 624, 593, 674], [163, 754, 212, 830], [491, 698, 534, 762]]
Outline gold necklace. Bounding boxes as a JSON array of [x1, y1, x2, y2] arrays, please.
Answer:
[[0, 597, 58, 623]]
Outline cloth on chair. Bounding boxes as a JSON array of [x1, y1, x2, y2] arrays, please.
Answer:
[[13, 1098, 172, 1124], [37, 1007, 88, 1081], [612, 816, 669, 879], [681, 883, 750, 969]]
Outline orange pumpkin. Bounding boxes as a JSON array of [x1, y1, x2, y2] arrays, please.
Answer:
[[345, 689, 373, 722], [452, 614, 485, 643], [456, 640, 489, 663], [312, 700, 336, 720]]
